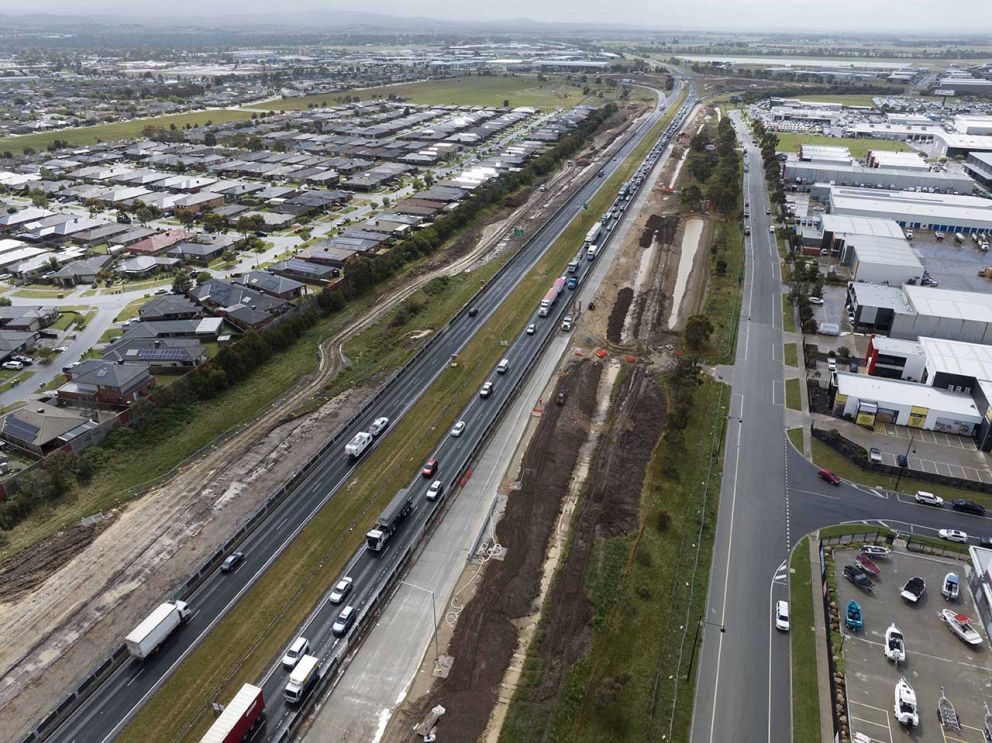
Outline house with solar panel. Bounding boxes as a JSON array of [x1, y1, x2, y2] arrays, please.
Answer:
[[0, 402, 114, 457]]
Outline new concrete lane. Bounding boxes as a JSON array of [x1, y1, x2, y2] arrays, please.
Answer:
[[45, 85, 687, 743], [690, 114, 792, 743]]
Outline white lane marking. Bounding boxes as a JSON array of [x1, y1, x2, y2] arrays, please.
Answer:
[[771, 380, 783, 406], [773, 560, 788, 584]]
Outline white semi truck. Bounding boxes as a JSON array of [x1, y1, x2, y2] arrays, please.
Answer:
[[125, 600, 191, 659]]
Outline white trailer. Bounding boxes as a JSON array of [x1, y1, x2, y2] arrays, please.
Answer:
[[584, 223, 602, 245], [345, 431, 373, 459], [125, 601, 191, 659]]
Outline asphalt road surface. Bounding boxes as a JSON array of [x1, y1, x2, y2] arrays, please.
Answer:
[[42, 82, 691, 743]]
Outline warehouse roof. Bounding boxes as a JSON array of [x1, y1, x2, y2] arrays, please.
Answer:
[[850, 282, 913, 312], [872, 336, 922, 355], [829, 186, 992, 223], [835, 372, 982, 420], [848, 234, 924, 271], [919, 336, 992, 382], [820, 214, 907, 239], [904, 285, 992, 322]]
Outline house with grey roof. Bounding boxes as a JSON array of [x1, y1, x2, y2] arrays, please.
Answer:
[[233, 270, 305, 299], [0, 402, 113, 456], [51, 255, 113, 287], [58, 359, 155, 408], [138, 295, 202, 321]]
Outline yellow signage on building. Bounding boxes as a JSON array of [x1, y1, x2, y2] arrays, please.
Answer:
[[907, 406, 928, 428]]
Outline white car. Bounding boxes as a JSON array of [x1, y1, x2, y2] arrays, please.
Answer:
[[526, 323, 536, 335], [938, 528, 968, 544], [368, 416, 389, 437], [868, 447, 882, 464], [808, 296, 823, 305], [329, 577, 353, 605], [774, 600, 790, 631], [426, 479, 444, 500], [914, 490, 943, 507], [827, 358, 837, 372], [479, 381, 493, 398], [450, 420, 466, 437], [768, 225, 775, 233], [2, 360, 22, 371], [282, 636, 309, 670]]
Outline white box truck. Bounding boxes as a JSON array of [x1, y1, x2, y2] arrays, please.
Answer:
[[345, 431, 373, 459], [125, 601, 191, 659], [586, 244, 599, 260], [284, 654, 321, 704]]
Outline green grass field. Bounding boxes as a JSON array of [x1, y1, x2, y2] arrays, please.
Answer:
[[121, 92, 686, 743], [784, 342, 798, 367], [248, 75, 602, 111], [785, 378, 802, 411], [787, 427, 804, 452], [0, 109, 253, 155], [789, 537, 822, 743], [782, 295, 796, 333], [774, 132, 910, 159], [789, 94, 879, 107]]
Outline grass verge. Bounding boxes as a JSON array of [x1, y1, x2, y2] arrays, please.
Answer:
[[701, 220, 745, 365], [773, 132, 909, 159], [784, 342, 798, 367], [787, 426, 804, 452], [789, 537, 821, 743], [501, 379, 729, 742], [785, 377, 802, 411], [810, 438, 992, 509], [121, 96, 686, 742], [782, 295, 796, 333]]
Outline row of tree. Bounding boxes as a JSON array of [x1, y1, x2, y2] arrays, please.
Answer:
[[680, 115, 742, 214]]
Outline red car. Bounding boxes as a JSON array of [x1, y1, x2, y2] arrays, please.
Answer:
[[818, 469, 841, 486], [421, 458, 439, 478]]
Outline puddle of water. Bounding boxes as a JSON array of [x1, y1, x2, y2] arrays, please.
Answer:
[[668, 217, 705, 329]]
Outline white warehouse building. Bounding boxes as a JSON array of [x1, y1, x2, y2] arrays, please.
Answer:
[[842, 234, 924, 285], [827, 186, 992, 233]]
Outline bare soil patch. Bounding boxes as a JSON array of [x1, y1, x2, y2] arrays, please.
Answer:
[[607, 288, 634, 344]]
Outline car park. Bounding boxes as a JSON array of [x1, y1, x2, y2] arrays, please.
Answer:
[[818, 469, 841, 485], [282, 637, 309, 669], [450, 420, 466, 437], [774, 600, 790, 631], [938, 529, 968, 544], [329, 577, 353, 605], [220, 552, 244, 573], [952, 499, 986, 516], [914, 490, 944, 507], [422, 458, 438, 477], [426, 480, 444, 501], [332, 605, 357, 637]]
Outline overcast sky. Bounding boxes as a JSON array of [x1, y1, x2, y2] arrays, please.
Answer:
[[3, 0, 991, 33]]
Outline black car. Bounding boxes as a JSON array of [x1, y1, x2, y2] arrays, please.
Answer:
[[220, 551, 245, 573], [896, 454, 908, 468], [952, 499, 986, 516], [468, 307, 479, 318], [978, 536, 992, 548]]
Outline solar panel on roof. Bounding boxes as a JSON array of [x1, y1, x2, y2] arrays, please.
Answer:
[[4, 416, 40, 443]]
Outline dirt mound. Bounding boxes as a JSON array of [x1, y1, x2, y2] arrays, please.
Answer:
[[607, 288, 633, 344], [0, 519, 112, 603], [649, 214, 679, 245], [408, 360, 603, 743]]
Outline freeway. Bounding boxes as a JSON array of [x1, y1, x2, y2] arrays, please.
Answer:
[[40, 80, 692, 743]]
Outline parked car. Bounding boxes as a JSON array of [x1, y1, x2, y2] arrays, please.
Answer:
[[421, 458, 438, 477], [818, 469, 841, 486], [938, 529, 968, 544], [952, 499, 986, 516], [332, 606, 357, 637], [774, 600, 790, 631], [827, 358, 837, 372], [914, 490, 944, 507], [978, 536, 992, 548], [808, 296, 823, 305], [868, 447, 883, 464], [329, 577, 353, 605], [282, 637, 309, 670], [2, 361, 23, 371], [896, 454, 908, 468], [768, 225, 775, 233], [220, 552, 244, 573], [12, 355, 33, 366]]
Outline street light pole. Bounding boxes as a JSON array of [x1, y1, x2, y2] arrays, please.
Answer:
[[400, 580, 440, 664], [894, 432, 915, 492]]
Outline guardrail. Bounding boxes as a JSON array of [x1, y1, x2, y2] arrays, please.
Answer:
[[271, 86, 698, 742], [24, 89, 693, 743]]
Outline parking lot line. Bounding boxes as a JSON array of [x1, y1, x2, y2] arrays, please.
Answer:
[[848, 700, 894, 743], [846, 635, 992, 673]]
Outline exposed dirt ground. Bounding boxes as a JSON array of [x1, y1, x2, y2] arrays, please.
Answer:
[[0, 102, 655, 737], [402, 359, 604, 742]]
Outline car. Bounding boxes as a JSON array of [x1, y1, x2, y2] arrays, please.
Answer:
[[253, 230, 267, 237], [561, 316, 573, 332], [979, 536, 992, 548], [818, 468, 841, 485], [451, 420, 466, 437], [827, 358, 837, 372], [952, 499, 986, 516], [427, 480, 444, 500], [868, 447, 882, 464], [282, 636, 309, 669], [939, 529, 969, 544], [2, 361, 22, 370], [768, 225, 775, 233], [368, 416, 389, 437], [914, 490, 944, 507], [332, 605, 357, 637], [13, 355, 33, 365], [774, 600, 790, 631], [744, 201, 749, 208], [220, 551, 244, 573], [329, 577, 353, 605], [54, 346, 68, 353], [526, 323, 536, 335], [468, 307, 479, 318], [766, 208, 771, 215], [808, 296, 823, 305], [422, 458, 438, 477], [479, 381, 493, 398], [896, 454, 908, 468]]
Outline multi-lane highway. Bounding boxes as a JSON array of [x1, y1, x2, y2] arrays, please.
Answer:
[[41, 80, 694, 743]]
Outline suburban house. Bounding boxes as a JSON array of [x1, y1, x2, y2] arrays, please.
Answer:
[[50, 255, 113, 287], [57, 359, 156, 408], [0, 329, 37, 361], [103, 337, 207, 372], [173, 192, 225, 215], [233, 270, 306, 299], [166, 241, 226, 265], [116, 255, 179, 278], [190, 279, 291, 329], [138, 295, 203, 321], [0, 305, 58, 332], [128, 228, 194, 256], [0, 402, 113, 456], [268, 258, 339, 284]]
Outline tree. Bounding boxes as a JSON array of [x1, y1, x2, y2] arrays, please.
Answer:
[[135, 206, 153, 225], [203, 212, 228, 233], [177, 210, 196, 227], [29, 190, 49, 208], [235, 214, 265, 239], [685, 314, 714, 351], [679, 184, 704, 212], [172, 270, 192, 295], [203, 132, 217, 146]]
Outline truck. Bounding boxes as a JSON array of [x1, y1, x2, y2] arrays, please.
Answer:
[[284, 655, 321, 704], [125, 601, 191, 659], [345, 431, 373, 459], [566, 258, 580, 274], [200, 684, 265, 743], [366, 488, 415, 552], [584, 223, 602, 246], [586, 244, 599, 261], [538, 277, 567, 317]]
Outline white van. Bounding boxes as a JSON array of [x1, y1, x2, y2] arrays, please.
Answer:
[[935, 231, 944, 240], [496, 359, 509, 374], [954, 232, 965, 243]]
